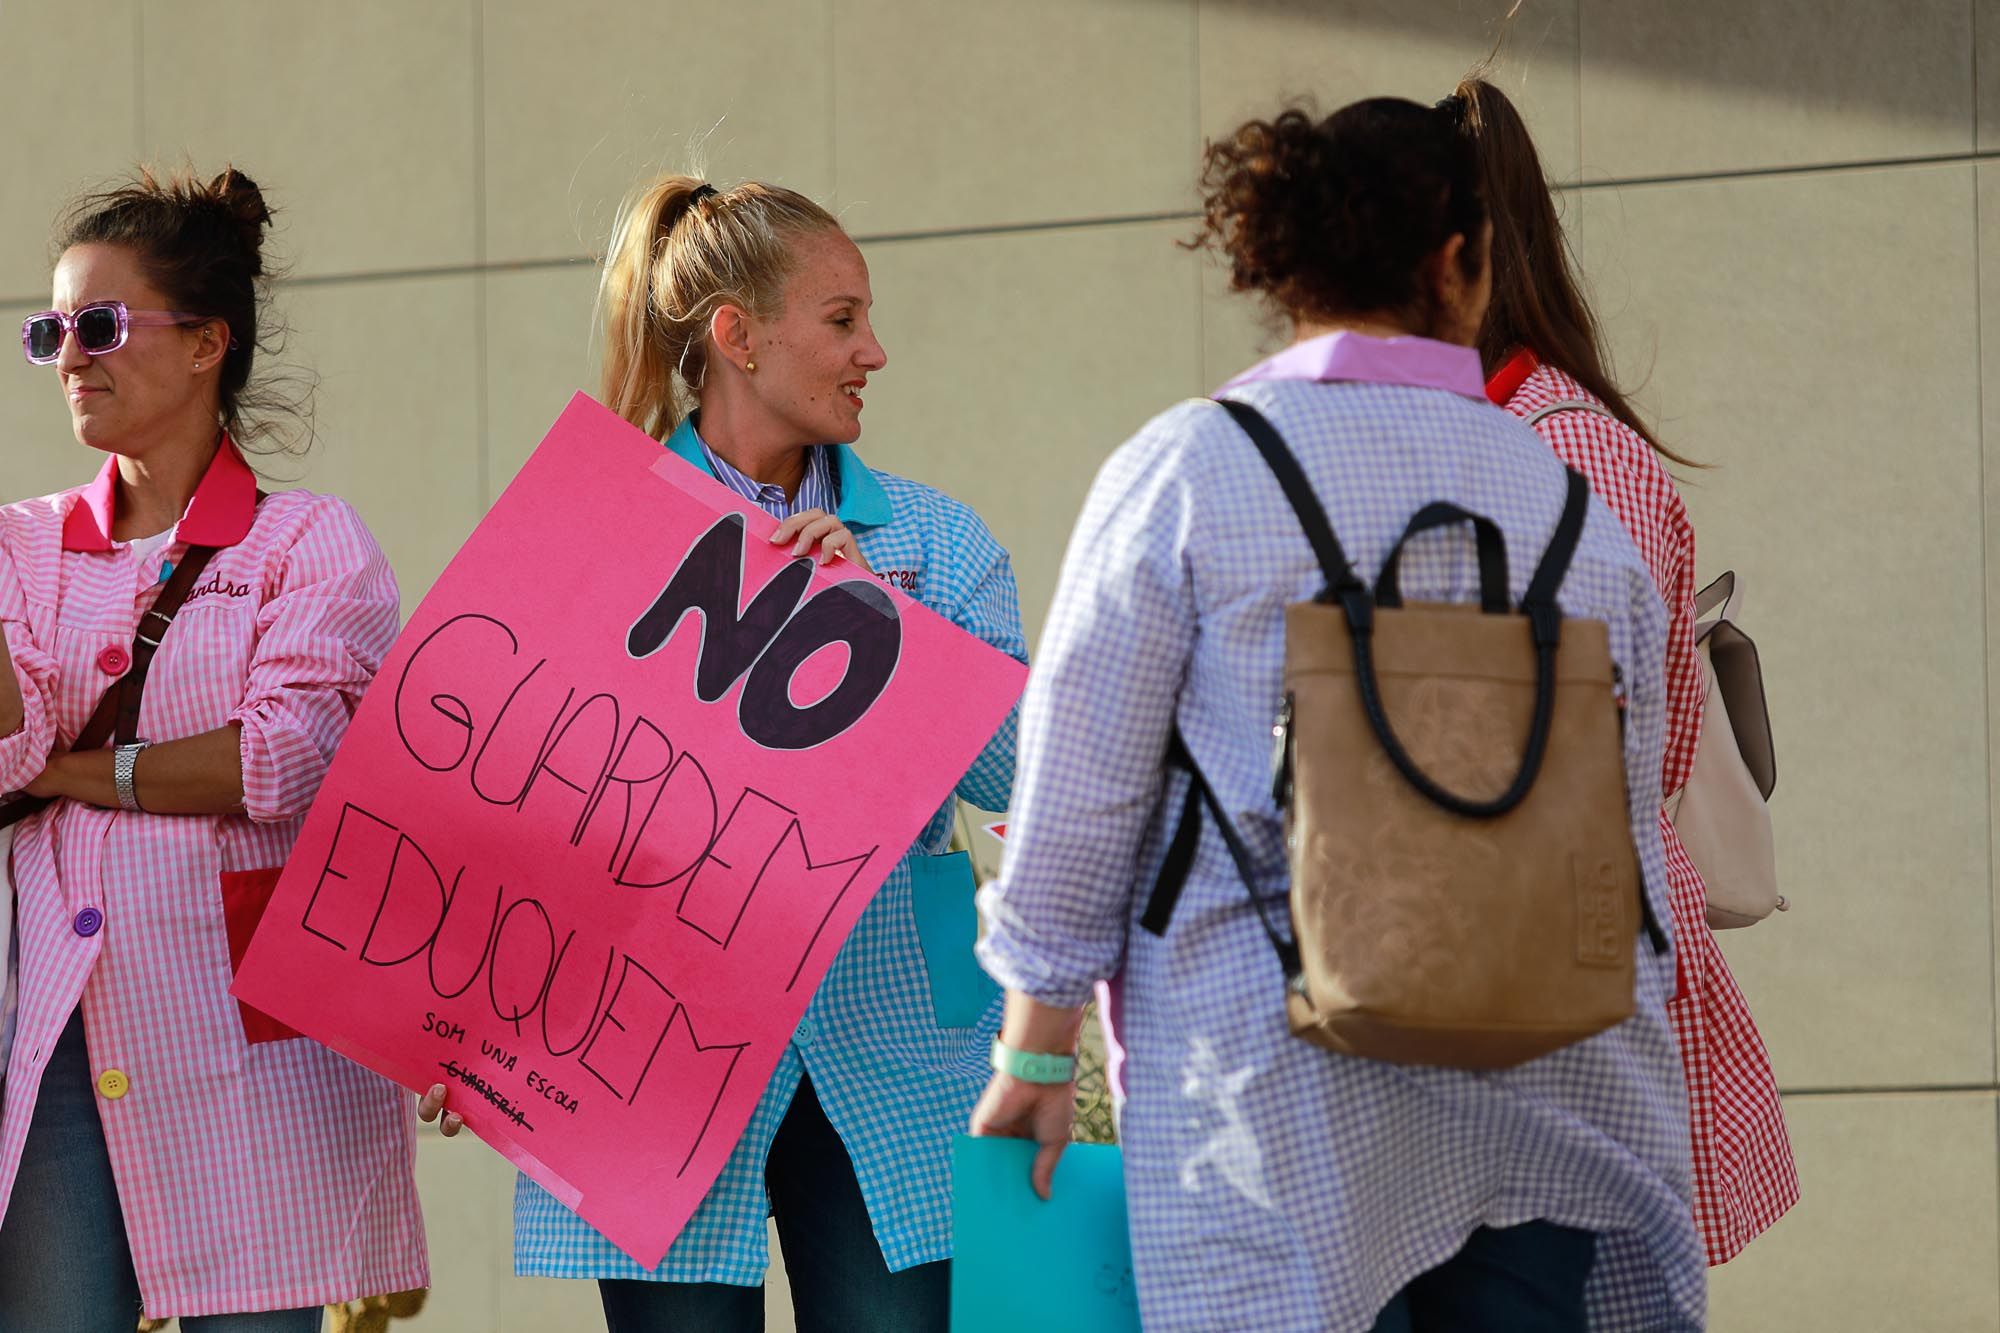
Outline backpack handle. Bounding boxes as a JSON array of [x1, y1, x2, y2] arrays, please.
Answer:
[[1694, 569, 1743, 625], [1375, 502, 1510, 614], [1213, 397, 1592, 820]]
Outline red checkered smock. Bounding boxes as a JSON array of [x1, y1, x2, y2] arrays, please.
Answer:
[[1489, 348, 1799, 1264]]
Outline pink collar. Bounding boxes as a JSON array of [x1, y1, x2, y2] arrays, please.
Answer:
[[62, 436, 259, 552], [1219, 331, 1488, 399]]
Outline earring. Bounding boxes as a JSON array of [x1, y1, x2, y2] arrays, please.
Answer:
[[746, 359, 757, 373], [192, 362, 201, 370]]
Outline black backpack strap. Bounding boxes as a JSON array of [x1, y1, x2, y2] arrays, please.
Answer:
[[1522, 469, 1670, 956], [1212, 399, 1364, 602], [1138, 732, 1204, 937], [1521, 468, 1592, 646], [1135, 399, 1339, 957], [1140, 731, 1302, 978]]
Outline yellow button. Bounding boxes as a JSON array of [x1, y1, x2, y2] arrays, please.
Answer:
[[96, 1069, 129, 1100]]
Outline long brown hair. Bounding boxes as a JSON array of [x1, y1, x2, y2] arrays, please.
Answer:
[[1447, 76, 1697, 467]]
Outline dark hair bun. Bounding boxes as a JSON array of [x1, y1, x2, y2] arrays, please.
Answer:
[[206, 167, 272, 273], [59, 163, 309, 455], [1193, 98, 1486, 324]]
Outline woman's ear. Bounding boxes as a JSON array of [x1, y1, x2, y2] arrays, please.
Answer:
[[709, 303, 756, 375], [1429, 226, 1491, 347], [192, 318, 230, 371]]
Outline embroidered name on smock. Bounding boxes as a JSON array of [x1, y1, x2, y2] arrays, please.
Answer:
[[183, 573, 254, 603]]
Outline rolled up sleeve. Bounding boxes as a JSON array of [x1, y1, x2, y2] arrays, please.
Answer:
[[976, 416, 1200, 1007], [0, 546, 56, 795], [229, 497, 401, 823]]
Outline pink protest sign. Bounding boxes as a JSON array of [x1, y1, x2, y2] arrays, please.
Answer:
[[233, 393, 1025, 1268]]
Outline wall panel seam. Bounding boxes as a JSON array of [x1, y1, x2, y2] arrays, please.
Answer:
[[827, 0, 840, 209], [131, 1, 146, 160], [1573, 0, 1583, 186], [1977, 151, 1997, 1105], [473, 0, 490, 509], [1580, 149, 2000, 191], [1782, 1083, 2000, 1098], [8, 148, 2000, 318], [11, 141, 2000, 313]]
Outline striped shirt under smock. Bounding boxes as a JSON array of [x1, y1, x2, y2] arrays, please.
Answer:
[[696, 432, 837, 519]]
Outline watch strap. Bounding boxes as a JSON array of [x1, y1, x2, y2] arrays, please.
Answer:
[[113, 742, 149, 812], [990, 1038, 1076, 1085]]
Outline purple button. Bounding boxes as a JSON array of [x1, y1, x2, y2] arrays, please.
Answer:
[[73, 908, 103, 938]]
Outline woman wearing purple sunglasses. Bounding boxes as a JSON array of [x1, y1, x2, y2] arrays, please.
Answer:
[[0, 168, 426, 1332]]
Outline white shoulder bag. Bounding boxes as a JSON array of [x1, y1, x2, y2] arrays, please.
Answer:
[[1523, 401, 1785, 928]]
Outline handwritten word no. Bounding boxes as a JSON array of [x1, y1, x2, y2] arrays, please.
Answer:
[[626, 513, 902, 751]]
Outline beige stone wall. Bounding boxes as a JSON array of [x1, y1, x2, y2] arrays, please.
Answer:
[[0, 2, 1990, 1328]]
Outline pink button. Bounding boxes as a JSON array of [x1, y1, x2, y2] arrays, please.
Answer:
[[96, 646, 129, 676]]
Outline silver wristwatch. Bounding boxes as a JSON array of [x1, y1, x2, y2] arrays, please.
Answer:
[[113, 741, 150, 812]]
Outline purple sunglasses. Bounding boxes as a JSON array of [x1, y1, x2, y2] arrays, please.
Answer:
[[21, 301, 220, 365]]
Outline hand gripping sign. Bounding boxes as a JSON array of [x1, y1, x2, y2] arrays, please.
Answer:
[[233, 394, 1026, 1268]]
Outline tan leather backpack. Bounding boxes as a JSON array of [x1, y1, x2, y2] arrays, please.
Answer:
[[1141, 399, 1665, 1070]]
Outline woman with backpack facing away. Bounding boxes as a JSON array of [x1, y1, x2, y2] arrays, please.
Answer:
[[1446, 74, 1798, 1265], [969, 97, 1704, 1331]]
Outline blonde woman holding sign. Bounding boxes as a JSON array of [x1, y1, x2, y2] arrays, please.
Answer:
[[483, 174, 1026, 1333]]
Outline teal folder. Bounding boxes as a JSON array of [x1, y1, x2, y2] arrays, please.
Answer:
[[950, 1136, 1141, 1332], [909, 851, 1001, 1027]]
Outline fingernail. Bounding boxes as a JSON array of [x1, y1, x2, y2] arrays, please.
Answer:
[[793, 538, 809, 556], [429, 1083, 444, 1098]]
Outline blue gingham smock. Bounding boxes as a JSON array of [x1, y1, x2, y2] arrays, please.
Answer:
[[977, 333, 1705, 1332], [514, 417, 1025, 1284]]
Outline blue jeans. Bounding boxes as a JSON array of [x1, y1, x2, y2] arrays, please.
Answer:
[[1368, 1221, 1597, 1333], [0, 1010, 322, 1333], [598, 1076, 949, 1333]]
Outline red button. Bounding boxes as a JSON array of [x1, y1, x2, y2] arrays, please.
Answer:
[[96, 646, 129, 676]]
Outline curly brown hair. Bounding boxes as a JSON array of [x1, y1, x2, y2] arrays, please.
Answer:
[[1190, 98, 1486, 334]]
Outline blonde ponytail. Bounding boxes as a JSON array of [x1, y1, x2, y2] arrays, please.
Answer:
[[598, 172, 841, 440]]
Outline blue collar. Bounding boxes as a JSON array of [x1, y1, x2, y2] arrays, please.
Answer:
[[662, 416, 892, 529]]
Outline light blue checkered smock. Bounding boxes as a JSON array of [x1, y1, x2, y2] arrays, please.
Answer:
[[977, 334, 1706, 1332], [513, 415, 1025, 1284]]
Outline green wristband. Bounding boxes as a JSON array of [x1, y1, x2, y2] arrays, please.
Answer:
[[991, 1038, 1076, 1085]]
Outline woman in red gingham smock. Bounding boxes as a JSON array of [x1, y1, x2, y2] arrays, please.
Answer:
[[1451, 76, 1798, 1263], [0, 170, 425, 1331]]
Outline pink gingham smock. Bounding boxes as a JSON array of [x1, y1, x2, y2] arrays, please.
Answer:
[[0, 439, 429, 1319]]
